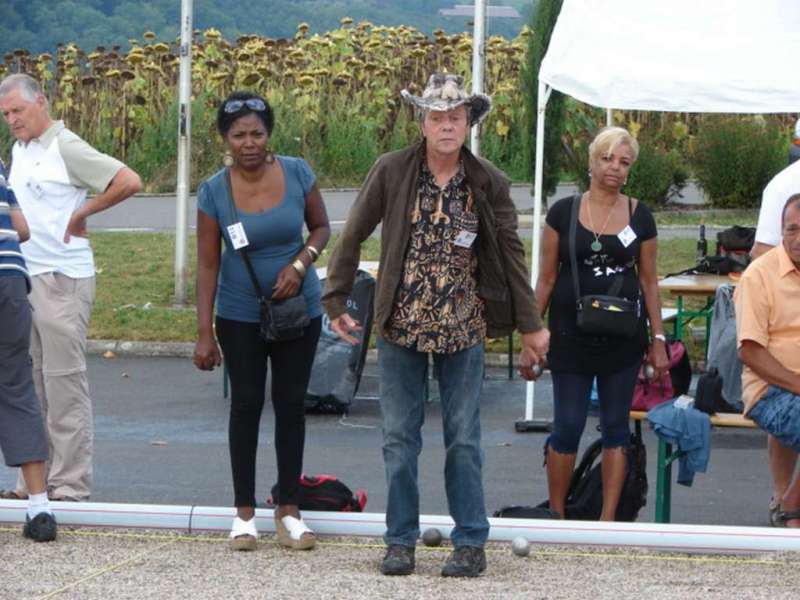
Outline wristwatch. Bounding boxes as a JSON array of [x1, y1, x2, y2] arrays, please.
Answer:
[[652, 334, 667, 343]]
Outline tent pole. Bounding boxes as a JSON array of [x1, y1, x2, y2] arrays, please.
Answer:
[[470, 0, 487, 155], [173, 0, 193, 306], [516, 81, 551, 432], [606, 107, 613, 126]]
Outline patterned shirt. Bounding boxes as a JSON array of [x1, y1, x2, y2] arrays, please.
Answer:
[[0, 161, 28, 283], [385, 161, 486, 354]]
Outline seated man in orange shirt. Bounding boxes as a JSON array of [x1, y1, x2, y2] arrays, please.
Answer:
[[735, 192, 800, 527]]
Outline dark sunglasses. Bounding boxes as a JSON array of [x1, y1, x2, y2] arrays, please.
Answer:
[[223, 98, 266, 113]]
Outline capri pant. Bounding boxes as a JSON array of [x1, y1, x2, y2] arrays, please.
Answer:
[[548, 360, 640, 454], [0, 276, 48, 467]]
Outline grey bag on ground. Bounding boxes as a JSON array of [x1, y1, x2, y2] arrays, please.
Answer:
[[305, 269, 375, 413]]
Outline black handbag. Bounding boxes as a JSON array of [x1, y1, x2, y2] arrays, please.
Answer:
[[260, 295, 310, 342], [568, 195, 640, 338], [224, 169, 310, 342]]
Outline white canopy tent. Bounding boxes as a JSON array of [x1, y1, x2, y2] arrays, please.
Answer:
[[523, 0, 800, 425]]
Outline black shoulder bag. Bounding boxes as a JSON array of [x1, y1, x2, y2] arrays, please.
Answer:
[[224, 169, 310, 342], [569, 194, 640, 338]]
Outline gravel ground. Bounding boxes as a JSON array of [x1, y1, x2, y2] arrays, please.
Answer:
[[2, 526, 799, 600]]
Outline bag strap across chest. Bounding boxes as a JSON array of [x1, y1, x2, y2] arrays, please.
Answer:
[[223, 168, 267, 302], [568, 194, 635, 308]]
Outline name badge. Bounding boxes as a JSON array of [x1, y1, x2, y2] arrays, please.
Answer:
[[617, 225, 637, 248], [227, 222, 249, 250], [454, 230, 477, 248], [26, 178, 44, 200]]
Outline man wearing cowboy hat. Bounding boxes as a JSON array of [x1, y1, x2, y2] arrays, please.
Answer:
[[323, 73, 549, 577]]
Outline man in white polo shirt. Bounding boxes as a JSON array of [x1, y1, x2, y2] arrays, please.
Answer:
[[752, 160, 800, 258], [0, 73, 141, 501]]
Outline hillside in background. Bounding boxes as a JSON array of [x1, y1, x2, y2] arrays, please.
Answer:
[[0, 0, 533, 55]]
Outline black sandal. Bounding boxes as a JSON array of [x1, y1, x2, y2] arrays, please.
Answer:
[[769, 497, 782, 527], [774, 508, 800, 527]]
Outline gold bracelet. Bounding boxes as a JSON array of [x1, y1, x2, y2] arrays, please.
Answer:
[[305, 245, 320, 262], [291, 258, 307, 277]]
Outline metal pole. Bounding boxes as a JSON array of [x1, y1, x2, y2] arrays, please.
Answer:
[[4, 499, 799, 552], [470, 0, 487, 155], [517, 81, 551, 431], [174, 0, 193, 306], [606, 107, 613, 126]]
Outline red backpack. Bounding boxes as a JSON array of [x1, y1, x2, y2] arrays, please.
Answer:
[[266, 474, 367, 512]]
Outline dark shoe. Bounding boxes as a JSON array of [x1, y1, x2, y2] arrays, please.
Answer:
[[774, 508, 800, 527], [769, 497, 784, 527], [48, 492, 82, 502], [441, 546, 486, 578], [23, 512, 57, 542], [0, 489, 28, 500], [380, 544, 415, 576]]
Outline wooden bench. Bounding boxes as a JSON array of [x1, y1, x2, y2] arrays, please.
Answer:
[[630, 408, 756, 523]]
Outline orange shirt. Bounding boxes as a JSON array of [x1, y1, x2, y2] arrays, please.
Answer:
[[734, 244, 800, 414]]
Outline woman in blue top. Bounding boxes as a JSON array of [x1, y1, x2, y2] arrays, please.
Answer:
[[193, 92, 330, 551]]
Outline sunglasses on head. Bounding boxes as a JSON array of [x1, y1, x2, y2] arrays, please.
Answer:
[[223, 98, 266, 113], [430, 73, 465, 87]]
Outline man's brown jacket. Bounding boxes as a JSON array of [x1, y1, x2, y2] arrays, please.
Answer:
[[322, 142, 543, 339]]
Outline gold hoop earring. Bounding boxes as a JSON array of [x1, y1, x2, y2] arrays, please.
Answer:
[[265, 148, 275, 164], [222, 152, 234, 167]]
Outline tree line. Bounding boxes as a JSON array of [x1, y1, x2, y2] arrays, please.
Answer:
[[0, 0, 530, 56]]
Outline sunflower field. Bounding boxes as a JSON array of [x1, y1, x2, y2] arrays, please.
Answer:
[[0, 20, 531, 190]]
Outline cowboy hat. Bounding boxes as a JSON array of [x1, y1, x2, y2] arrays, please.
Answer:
[[401, 73, 492, 126]]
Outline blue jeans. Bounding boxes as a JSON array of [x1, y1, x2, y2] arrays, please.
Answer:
[[377, 337, 489, 548], [749, 386, 800, 452]]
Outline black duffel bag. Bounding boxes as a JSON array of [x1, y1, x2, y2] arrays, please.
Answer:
[[717, 225, 756, 252], [537, 433, 648, 521]]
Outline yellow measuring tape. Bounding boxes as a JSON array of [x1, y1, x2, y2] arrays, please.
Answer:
[[34, 538, 178, 600], [0, 525, 790, 599], [2, 525, 786, 567]]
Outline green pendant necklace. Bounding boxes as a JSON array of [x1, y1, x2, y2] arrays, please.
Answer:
[[585, 193, 618, 253]]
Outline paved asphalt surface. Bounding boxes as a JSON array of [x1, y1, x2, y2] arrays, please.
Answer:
[[87, 182, 711, 239], [0, 355, 773, 529]]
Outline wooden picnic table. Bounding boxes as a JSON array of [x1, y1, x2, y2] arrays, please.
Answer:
[[658, 273, 739, 353]]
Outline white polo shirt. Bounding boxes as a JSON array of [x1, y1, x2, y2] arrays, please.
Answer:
[[755, 160, 800, 248], [9, 121, 124, 278]]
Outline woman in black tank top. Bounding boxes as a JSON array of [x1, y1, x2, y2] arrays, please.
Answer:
[[534, 127, 669, 521]]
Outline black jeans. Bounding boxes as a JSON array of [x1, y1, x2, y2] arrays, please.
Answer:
[[216, 315, 321, 507]]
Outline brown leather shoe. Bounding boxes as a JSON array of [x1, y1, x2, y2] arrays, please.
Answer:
[[0, 489, 28, 500], [441, 546, 487, 578], [380, 544, 415, 576]]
